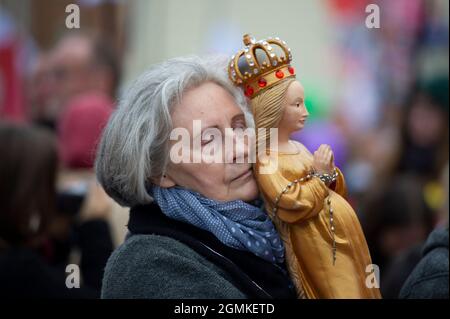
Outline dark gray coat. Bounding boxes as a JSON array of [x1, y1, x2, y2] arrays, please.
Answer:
[[400, 227, 449, 299], [101, 203, 296, 299], [102, 234, 247, 298]]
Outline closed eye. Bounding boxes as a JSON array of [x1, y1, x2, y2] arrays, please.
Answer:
[[201, 132, 215, 145], [201, 138, 213, 145], [232, 118, 247, 130], [233, 123, 247, 130], [202, 134, 214, 145]]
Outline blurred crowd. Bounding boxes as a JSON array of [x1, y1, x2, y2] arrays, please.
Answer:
[[292, 0, 449, 298], [0, 27, 124, 297], [340, 0, 449, 298], [0, 0, 448, 298]]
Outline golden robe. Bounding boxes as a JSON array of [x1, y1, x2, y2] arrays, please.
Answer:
[[255, 141, 381, 299]]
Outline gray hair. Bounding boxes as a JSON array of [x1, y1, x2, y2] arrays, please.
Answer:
[[95, 55, 251, 207]]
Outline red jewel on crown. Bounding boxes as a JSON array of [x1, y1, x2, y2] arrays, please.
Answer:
[[258, 78, 267, 88], [245, 85, 254, 97], [275, 70, 284, 79], [288, 66, 295, 75]]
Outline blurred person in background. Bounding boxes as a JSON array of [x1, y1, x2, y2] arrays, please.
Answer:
[[400, 164, 448, 299], [363, 174, 435, 297], [395, 76, 449, 183], [58, 91, 113, 169], [55, 89, 124, 248], [28, 31, 120, 130], [0, 122, 113, 298], [360, 75, 449, 298], [50, 84, 118, 290], [49, 31, 124, 248], [26, 52, 59, 130]]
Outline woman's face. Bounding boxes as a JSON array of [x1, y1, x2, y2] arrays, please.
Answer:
[[279, 81, 309, 134], [160, 82, 259, 202]]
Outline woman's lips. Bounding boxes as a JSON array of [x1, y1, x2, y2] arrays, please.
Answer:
[[233, 169, 252, 182]]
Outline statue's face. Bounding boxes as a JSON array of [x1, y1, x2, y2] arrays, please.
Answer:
[[279, 81, 309, 133]]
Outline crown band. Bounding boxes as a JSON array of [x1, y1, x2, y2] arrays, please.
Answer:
[[243, 65, 296, 98]]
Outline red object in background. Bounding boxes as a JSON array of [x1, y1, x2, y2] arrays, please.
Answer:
[[0, 38, 25, 122], [58, 92, 113, 169], [328, 0, 370, 17]]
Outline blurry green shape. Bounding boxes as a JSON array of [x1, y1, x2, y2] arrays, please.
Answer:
[[302, 81, 332, 120]]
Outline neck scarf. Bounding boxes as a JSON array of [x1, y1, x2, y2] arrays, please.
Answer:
[[150, 185, 285, 264]]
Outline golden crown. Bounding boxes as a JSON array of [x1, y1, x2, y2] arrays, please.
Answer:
[[228, 34, 296, 98]]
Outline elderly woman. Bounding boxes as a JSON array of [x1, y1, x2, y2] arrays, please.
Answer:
[[96, 56, 296, 299]]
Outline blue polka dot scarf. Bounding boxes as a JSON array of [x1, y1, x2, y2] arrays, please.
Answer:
[[150, 185, 285, 264]]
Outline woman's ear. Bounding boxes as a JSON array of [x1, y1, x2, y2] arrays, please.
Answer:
[[151, 174, 176, 188]]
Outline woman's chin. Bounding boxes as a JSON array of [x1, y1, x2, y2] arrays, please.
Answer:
[[235, 178, 259, 202]]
